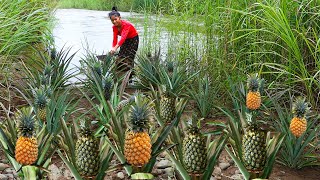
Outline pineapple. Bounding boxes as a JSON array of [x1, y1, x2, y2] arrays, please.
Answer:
[[183, 124, 207, 174], [290, 97, 309, 137], [33, 87, 48, 121], [75, 120, 100, 177], [124, 94, 152, 167], [246, 73, 262, 110], [102, 73, 113, 101], [242, 114, 266, 172], [15, 107, 38, 165], [160, 90, 176, 124]]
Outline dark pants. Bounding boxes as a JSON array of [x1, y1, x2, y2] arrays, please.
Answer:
[[116, 35, 139, 80]]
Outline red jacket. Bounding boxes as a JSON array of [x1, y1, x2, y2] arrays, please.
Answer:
[[112, 20, 138, 47]]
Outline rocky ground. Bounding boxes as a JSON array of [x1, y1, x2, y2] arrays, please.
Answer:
[[1, 147, 320, 180]]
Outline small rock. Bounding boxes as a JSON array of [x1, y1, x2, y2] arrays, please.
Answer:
[[159, 152, 167, 158], [210, 176, 217, 180], [280, 171, 285, 174], [219, 162, 230, 170], [0, 174, 8, 180], [4, 174, 13, 179], [4, 168, 14, 174], [117, 172, 125, 179], [164, 167, 174, 177], [235, 170, 240, 174], [230, 174, 244, 180], [0, 163, 10, 171], [213, 167, 221, 175], [154, 169, 164, 175], [48, 164, 63, 180], [156, 159, 172, 169]]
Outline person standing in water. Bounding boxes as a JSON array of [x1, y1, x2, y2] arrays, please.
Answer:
[[109, 6, 139, 81]]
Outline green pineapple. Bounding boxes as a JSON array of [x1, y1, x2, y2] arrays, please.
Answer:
[[102, 73, 113, 101], [33, 87, 48, 121], [75, 120, 100, 177], [160, 86, 176, 123], [242, 114, 266, 172], [183, 122, 207, 174]]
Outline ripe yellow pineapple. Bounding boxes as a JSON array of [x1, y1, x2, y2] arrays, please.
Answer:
[[15, 107, 38, 165], [246, 73, 262, 110], [290, 97, 309, 137], [124, 94, 152, 167]]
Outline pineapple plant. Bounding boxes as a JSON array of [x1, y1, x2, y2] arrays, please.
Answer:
[[33, 87, 49, 121], [15, 107, 38, 165], [75, 120, 100, 177], [183, 119, 207, 175], [246, 73, 262, 110], [289, 97, 309, 137], [242, 113, 267, 172], [124, 94, 152, 167]]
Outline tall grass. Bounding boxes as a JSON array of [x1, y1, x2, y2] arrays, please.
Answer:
[[54, 0, 320, 107], [0, 0, 55, 111], [56, 0, 134, 11]]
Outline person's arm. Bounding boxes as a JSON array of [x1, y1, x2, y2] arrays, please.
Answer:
[[112, 27, 118, 47], [110, 27, 118, 54]]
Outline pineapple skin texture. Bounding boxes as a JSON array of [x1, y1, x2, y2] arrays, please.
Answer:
[[290, 117, 307, 137], [124, 131, 151, 167], [160, 96, 176, 123], [242, 128, 266, 171], [75, 137, 100, 176], [15, 137, 38, 165], [246, 91, 261, 110], [37, 108, 46, 121], [183, 134, 207, 173]]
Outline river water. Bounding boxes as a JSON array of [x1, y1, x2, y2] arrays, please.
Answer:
[[53, 9, 143, 70]]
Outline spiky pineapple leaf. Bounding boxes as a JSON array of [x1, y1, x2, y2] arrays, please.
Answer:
[[166, 150, 191, 180], [225, 146, 250, 180], [57, 150, 83, 180]]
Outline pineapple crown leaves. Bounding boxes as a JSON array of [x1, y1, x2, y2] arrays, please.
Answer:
[[16, 107, 36, 137], [78, 119, 94, 138], [292, 96, 310, 118], [43, 64, 53, 77], [159, 61, 198, 97], [247, 73, 264, 93], [129, 93, 152, 132], [32, 87, 49, 108], [102, 72, 114, 100], [186, 114, 203, 135]]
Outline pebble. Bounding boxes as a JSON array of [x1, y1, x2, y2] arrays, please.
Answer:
[[0, 163, 10, 171], [235, 170, 240, 174], [230, 174, 244, 180], [156, 159, 172, 169], [116, 172, 125, 179], [5, 174, 13, 179], [0, 174, 8, 180], [210, 176, 217, 180], [213, 167, 221, 175], [219, 162, 230, 170], [164, 167, 174, 177]]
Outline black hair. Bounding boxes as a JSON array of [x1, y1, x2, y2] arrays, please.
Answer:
[[109, 6, 120, 18]]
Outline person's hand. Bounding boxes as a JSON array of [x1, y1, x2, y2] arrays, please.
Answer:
[[109, 46, 117, 55]]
